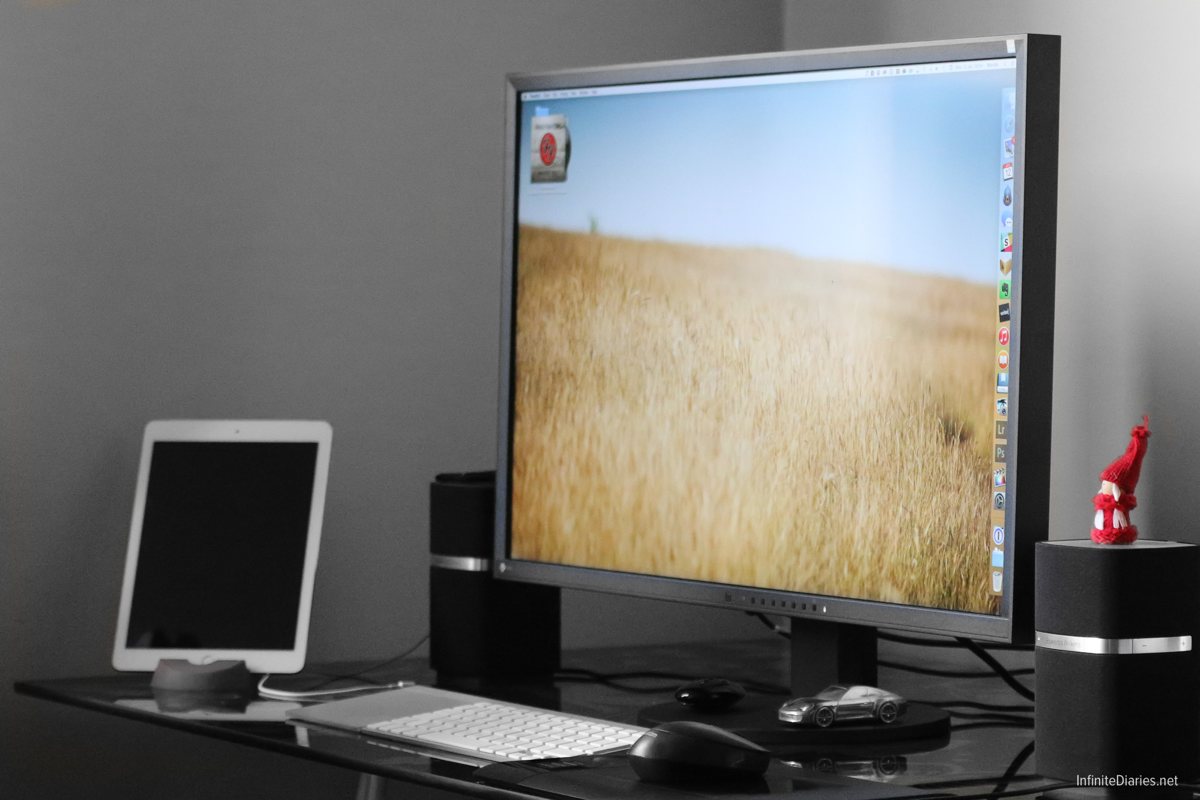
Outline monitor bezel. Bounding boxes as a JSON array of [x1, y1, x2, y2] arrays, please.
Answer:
[[494, 35, 1058, 644]]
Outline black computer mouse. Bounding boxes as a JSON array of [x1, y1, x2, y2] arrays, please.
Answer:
[[674, 677, 746, 711], [628, 720, 770, 783]]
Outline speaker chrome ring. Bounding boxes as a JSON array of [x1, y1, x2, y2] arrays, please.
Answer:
[[430, 554, 492, 572], [1035, 632, 1192, 655]]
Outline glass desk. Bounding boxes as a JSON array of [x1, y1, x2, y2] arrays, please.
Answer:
[[15, 637, 1063, 799]]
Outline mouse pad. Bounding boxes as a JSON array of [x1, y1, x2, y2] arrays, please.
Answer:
[[474, 755, 945, 800]]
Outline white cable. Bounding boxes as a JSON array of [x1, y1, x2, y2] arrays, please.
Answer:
[[257, 674, 414, 700]]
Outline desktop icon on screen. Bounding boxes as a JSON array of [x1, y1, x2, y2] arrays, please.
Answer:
[[531, 114, 571, 183], [998, 326, 1010, 346], [992, 527, 1005, 546], [992, 570, 1004, 593], [999, 304, 1011, 323]]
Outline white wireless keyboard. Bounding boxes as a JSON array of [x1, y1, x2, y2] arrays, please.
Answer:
[[364, 700, 646, 761]]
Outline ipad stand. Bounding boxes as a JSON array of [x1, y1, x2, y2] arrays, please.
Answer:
[[151, 659, 254, 694]]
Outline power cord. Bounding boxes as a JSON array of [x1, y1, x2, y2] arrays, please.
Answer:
[[924, 699, 1032, 714], [897, 784, 1071, 800], [747, 611, 790, 638], [941, 709, 1033, 725], [748, 613, 1036, 701], [954, 637, 1035, 702], [257, 632, 430, 700], [257, 674, 413, 700], [950, 720, 1033, 733], [878, 628, 1035, 702], [555, 667, 789, 696], [878, 659, 1034, 679], [909, 740, 1054, 799], [879, 630, 1032, 652], [553, 668, 696, 694], [330, 632, 431, 681]]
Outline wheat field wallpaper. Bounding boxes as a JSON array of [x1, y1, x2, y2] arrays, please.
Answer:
[[509, 64, 1014, 613], [511, 225, 997, 613]]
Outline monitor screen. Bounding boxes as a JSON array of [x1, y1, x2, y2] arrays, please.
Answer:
[[496, 36, 1058, 644]]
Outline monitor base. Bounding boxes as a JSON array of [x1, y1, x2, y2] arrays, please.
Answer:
[[637, 695, 950, 749]]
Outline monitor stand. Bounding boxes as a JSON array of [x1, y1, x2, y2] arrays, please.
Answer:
[[637, 621, 950, 749]]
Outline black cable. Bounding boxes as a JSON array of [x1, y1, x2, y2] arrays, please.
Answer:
[[883, 629, 1037, 702], [950, 720, 1034, 732], [879, 659, 1034, 679], [942, 710, 1034, 725], [556, 667, 789, 696], [323, 632, 431, 681], [897, 782, 1072, 800], [985, 738, 1033, 797], [748, 611, 1038, 702], [879, 630, 1033, 652], [915, 698, 1033, 724], [556, 667, 693, 681], [905, 740, 1068, 800], [756, 618, 1037, 655], [955, 637, 1035, 702], [263, 632, 431, 695], [885, 781, 1074, 800], [553, 670, 685, 695], [747, 611, 790, 638], [919, 700, 1033, 714]]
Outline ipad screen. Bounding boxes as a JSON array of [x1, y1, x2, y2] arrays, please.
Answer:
[[124, 441, 319, 651]]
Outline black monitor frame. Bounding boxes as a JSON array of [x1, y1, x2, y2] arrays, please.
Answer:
[[494, 35, 1059, 658]]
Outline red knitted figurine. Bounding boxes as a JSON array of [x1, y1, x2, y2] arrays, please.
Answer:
[[1091, 415, 1150, 545]]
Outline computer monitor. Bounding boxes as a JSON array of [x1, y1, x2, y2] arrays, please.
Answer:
[[494, 35, 1059, 693]]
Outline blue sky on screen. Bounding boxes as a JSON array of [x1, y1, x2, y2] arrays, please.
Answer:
[[517, 65, 1015, 284]]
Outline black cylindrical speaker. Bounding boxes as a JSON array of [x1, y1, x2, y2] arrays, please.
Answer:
[[429, 471, 560, 679], [1035, 539, 1200, 784]]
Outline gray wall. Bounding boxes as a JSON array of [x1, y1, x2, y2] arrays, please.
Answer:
[[783, 1, 1200, 545], [0, 2, 782, 797]]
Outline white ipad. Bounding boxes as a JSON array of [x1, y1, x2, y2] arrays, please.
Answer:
[[113, 420, 332, 674]]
